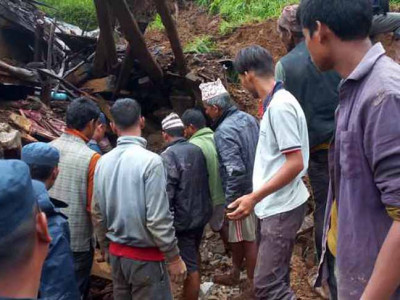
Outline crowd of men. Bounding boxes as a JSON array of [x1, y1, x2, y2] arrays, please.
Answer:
[[1, 0, 400, 299]]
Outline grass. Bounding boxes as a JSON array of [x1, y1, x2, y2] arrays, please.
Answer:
[[184, 35, 216, 54], [198, 0, 400, 34], [149, 14, 165, 31], [37, 0, 400, 33], [38, 0, 97, 31]]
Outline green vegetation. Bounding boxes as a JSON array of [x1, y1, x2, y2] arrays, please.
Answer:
[[149, 14, 165, 31], [198, 0, 400, 34], [184, 35, 216, 53], [197, 0, 298, 33], [38, 0, 400, 33], [39, 0, 97, 31]]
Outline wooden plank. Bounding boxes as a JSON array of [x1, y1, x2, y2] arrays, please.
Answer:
[[111, 0, 163, 83], [154, 0, 188, 76], [93, 0, 118, 76]]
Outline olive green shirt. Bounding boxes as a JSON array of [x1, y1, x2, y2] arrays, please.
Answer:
[[189, 127, 225, 206]]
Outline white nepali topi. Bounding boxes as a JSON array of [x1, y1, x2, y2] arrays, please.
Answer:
[[199, 78, 229, 102]]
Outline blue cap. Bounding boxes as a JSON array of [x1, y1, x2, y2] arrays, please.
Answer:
[[99, 113, 107, 125], [0, 160, 38, 240], [21, 142, 60, 167]]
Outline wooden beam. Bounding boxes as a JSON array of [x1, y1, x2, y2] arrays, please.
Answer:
[[112, 45, 135, 100], [93, 0, 118, 76], [154, 0, 188, 76], [111, 0, 163, 83]]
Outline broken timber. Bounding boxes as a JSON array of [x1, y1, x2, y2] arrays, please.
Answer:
[[154, 0, 188, 76], [92, 0, 118, 76], [111, 0, 163, 83]]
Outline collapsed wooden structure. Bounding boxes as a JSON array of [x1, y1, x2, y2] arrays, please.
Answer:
[[0, 0, 206, 155]]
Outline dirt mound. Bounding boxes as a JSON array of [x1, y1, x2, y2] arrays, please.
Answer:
[[217, 19, 286, 61]]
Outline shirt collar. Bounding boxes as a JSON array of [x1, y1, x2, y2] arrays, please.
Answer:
[[191, 127, 213, 139], [117, 136, 147, 148], [65, 128, 89, 142], [346, 43, 386, 81], [263, 80, 284, 112]]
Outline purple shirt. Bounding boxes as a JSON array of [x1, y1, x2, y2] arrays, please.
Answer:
[[319, 43, 400, 299]]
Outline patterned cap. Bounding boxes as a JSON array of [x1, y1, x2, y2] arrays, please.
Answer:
[[199, 79, 229, 102], [278, 4, 302, 33], [162, 113, 184, 131]]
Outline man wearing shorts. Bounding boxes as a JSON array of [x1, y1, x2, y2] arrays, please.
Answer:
[[181, 109, 228, 249], [161, 113, 213, 300], [201, 79, 259, 298]]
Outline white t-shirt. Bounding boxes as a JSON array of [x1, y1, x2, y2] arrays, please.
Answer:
[[253, 89, 310, 219]]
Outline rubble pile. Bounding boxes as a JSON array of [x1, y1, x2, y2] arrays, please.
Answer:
[[0, 0, 233, 157]]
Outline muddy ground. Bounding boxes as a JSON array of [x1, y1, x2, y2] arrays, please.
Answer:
[[90, 3, 399, 299]]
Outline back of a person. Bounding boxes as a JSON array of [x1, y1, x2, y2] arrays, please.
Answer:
[[163, 140, 212, 232], [41, 212, 79, 299], [216, 108, 259, 194], [95, 138, 165, 247], [49, 133, 96, 252], [190, 128, 225, 207], [280, 41, 340, 148]]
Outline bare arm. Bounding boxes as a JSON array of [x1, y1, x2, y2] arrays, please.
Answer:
[[227, 150, 304, 220], [362, 221, 400, 300]]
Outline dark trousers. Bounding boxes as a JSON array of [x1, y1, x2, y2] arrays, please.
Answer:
[[110, 255, 172, 300], [254, 203, 307, 300], [308, 150, 330, 261], [326, 248, 338, 300], [73, 248, 94, 299]]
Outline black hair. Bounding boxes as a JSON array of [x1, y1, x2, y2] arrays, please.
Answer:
[[110, 98, 142, 130], [234, 45, 275, 77], [181, 109, 206, 130], [164, 127, 184, 138], [28, 164, 55, 181], [66, 97, 101, 130], [298, 0, 372, 41]]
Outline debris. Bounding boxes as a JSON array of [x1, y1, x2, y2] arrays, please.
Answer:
[[200, 282, 214, 299], [0, 122, 21, 155]]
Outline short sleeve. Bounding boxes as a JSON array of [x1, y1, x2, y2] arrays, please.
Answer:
[[269, 101, 302, 153]]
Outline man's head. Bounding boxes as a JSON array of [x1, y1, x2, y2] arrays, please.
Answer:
[[66, 97, 101, 139], [110, 98, 144, 136], [298, 0, 373, 71], [234, 45, 275, 98], [181, 109, 207, 138], [0, 160, 51, 294], [21, 142, 60, 190], [200, 79, 232, 121], [92, 113, 107, 142], [278, 4, 304, 52], [161, 113, 185, 143]]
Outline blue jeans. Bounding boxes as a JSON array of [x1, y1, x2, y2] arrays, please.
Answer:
[[73, 248, 94, 299]]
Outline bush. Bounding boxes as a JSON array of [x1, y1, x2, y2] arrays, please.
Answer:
[[149, 14, 165, 31], [39, 0, 97, 31]]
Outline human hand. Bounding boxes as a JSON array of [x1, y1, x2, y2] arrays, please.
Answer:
[[97, 247, 110, 264], [227, 194, 257, 220], [167, 255, 187, 283]]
